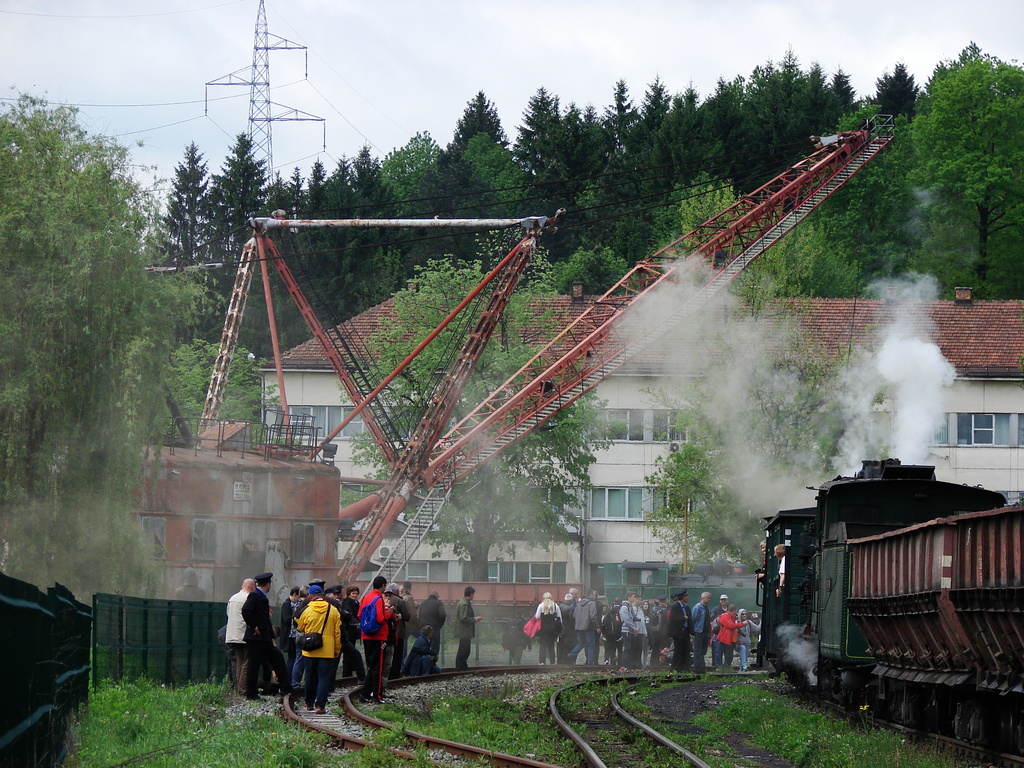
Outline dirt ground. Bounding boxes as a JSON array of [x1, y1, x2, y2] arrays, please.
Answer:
[[645, 678, 796, 767]]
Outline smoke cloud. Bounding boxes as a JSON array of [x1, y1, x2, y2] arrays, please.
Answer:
[[776, 623, 818, 687], [835, 274, 953, 473]]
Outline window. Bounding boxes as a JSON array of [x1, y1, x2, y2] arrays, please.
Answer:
[[191, 519, 217, 560], [604, 408, 682, 443], [289, 405, 367, 439], [292, 523, 315, 563], [957, 413, 1010, 445], [398, 560, 449, 582], [605, 409, 644, 441], [141, 516, 166, 559], [652, 410, 682, 442], [590, 487, 647, 519], [485, 561, 567, 583]]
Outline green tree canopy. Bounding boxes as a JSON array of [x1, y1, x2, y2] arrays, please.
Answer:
[[912, 45, 1024, 296], [0, 96, 196, 594]]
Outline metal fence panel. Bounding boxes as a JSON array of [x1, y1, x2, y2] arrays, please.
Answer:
[[0, 574, 91, 768], [92, 594, 227, 686]]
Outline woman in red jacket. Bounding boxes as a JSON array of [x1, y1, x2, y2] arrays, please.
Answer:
[[716, 604, 747, 671]]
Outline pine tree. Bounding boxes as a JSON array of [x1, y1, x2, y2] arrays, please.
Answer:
[[874, 62, 920, 119], [163, 142, 212, 268]]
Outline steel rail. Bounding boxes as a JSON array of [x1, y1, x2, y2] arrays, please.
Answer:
[[549, 676, 710, 768], [610, 688, 712, 768], [284, 666, 565, 768]]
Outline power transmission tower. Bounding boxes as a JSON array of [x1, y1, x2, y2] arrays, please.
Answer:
[[206, 0, 324, 171]]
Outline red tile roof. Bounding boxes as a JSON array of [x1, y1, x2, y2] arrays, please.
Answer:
[[279, 294, 604, 370], [279, 295, 1024, 378], [777, 298, 1024, 376]]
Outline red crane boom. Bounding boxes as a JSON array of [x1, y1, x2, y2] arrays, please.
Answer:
[[335, 116, 894, 583]]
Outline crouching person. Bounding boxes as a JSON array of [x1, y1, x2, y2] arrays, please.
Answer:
[[402, 624, 441, 676]]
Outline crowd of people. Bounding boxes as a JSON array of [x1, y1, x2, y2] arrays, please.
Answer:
[[223, 572, 453, 709], [528, 588, 761, 673], [223, 573, 762, 710]]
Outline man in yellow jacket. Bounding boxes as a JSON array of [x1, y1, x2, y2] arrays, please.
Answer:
[[295, 584, 342, 713]]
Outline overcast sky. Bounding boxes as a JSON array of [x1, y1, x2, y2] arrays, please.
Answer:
[[3, 0, 1021, 193]]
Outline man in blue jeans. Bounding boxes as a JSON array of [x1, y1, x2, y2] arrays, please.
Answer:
[[690, 591, 712, 674], [563, 589, 600, 665]]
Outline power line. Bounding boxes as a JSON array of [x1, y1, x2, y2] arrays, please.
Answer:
[[0, 0, 246, 19]]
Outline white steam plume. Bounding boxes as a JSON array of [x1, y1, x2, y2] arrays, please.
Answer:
[[835, 275, 954, 473]]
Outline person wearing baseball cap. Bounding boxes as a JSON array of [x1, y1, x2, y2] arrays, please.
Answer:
[[710, 594, 730, 668]]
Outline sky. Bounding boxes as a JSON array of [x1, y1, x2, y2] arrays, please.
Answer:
[[2, 0, 1021, 195]]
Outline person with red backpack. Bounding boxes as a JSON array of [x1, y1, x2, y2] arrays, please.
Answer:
[[356, 575, 393, 703]]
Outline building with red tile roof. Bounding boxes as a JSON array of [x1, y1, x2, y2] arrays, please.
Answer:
[[264, 287, 1024, 591]]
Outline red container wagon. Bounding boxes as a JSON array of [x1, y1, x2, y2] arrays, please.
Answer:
[[848, 505, 1024, 750]]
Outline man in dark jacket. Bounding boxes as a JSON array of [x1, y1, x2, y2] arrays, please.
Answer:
[[453, 585, 483, 671], [279, 587, 301, 675], [241, 572, 292, 700], [563, 589, 600, 665], [667, 590, 691, 672], [418, 591, 446, 655]]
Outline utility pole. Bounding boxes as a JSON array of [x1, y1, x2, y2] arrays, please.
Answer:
[[206, 0, 323, 171]]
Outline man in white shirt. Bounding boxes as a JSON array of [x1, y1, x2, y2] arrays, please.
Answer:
[[225, 578, 255, 695]]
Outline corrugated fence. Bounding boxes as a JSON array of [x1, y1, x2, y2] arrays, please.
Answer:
[[0, 574, 91, 768], [92, 594, 227, 685]]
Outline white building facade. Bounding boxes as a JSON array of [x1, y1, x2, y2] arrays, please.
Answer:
[[264, 291, 1024, 590]]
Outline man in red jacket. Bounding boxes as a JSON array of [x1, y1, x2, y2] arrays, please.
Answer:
[[356, 574, 393, 703]]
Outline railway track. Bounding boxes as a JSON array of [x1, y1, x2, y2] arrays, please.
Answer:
[[286, 665, 1008, 768], [548, 675, 712, 768], [283, 666, 565, 767], [283, 666, 722, 767]]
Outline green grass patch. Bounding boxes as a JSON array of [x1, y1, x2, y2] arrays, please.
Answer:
[[68, 679, 344, 768], [672, 684, 967, 768], [371, 690, 577, 766]]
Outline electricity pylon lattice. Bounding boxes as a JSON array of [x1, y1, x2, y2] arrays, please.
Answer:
[[205, 0, 323, 171]]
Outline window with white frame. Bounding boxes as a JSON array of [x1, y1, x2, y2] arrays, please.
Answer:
[[397, 560, 450, 582], [191, 519, 217, 561], [590, 487, 648, 520], [289, 405, 367, 439], [956, 413, 1010, 445], [485, 561, 567, 583], [605, 409, 644, 441], [652, 410, 682, 442], [604, 408, 681, 443]]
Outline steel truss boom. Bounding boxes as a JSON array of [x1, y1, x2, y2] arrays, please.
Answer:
[[334, 214, 562, 581], [345, 117, 895, 583], [429, 117, 895, 483]]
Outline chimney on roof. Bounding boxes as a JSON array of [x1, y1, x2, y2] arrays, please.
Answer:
[[571, 281, 584, 302], [406, 280, 417, 293], [954, 286, 973, 304]]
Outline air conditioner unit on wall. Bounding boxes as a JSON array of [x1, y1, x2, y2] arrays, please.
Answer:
[[376, 546, 392, 561]]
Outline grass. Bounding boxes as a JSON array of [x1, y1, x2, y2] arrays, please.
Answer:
[[637, 682, 973, 768], [370, 684, 579, 766], [68, 679, 344, 768], [70, 675, 977, 768]]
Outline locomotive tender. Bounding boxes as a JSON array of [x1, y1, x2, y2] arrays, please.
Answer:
[[761, 458, 1023, 754]]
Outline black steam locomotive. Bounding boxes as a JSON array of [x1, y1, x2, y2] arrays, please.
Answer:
[[758, 459, 1023, 754]]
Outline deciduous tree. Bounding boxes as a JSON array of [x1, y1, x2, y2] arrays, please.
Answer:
[[0, 96, 196, 594]]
